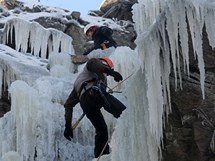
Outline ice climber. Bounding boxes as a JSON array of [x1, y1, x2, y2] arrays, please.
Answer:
[[83, 24, 117, 58], [63, 57, 126, 158]]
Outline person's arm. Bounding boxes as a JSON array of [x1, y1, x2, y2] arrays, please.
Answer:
[[86, 58, 123, 82], [99, 26, 117, 48], [64, 88, 79, 141], [99, 26, 113, 37], [64, 88, 79, 122]]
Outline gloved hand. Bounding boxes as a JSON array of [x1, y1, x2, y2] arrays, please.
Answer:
[[104, 68, 123, 82], [64, 121, 73, 141], [111, 71, 123, 82]]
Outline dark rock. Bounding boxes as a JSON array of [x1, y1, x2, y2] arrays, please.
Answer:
[[33, 17, 67, 32], [71, 11, 81, 20], [100, 0, 118, 13], [12, 8, 21, 14], [88, 10, 104, 17], [163, 21, 215, 161], [100, 0, 136, 21], [1, 10, 10, 17], [65, 24, 88, 55]]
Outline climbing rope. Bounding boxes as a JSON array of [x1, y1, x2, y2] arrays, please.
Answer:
[[96, 139, 110, 161]]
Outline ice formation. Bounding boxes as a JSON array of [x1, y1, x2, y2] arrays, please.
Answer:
[[127, 0, 211, 160], [2, 18, 74, 59]]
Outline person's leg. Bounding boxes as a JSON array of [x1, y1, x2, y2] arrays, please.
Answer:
[[80, 92, 110, 158], [102, 93, 126, 118], [92, 113, 110, 158]]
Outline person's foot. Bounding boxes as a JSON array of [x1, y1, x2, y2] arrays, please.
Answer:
[[94, 144, 110, 158]]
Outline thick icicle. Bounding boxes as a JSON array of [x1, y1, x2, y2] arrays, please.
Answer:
[[29, 22, 50, 58], [130, 0, 208, 160], [3, 18, 74, 59]]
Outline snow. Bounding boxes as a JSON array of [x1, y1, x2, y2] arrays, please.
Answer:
[[0, 44, 49, 98], [0, 4, 71, 24], [1, 151, 21, 161], [0, 0, 212, 161], [81, 15, 131, 31]]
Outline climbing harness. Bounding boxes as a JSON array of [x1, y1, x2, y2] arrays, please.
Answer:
[[71, 73, 133, 130], [92, 83, 110, 107]]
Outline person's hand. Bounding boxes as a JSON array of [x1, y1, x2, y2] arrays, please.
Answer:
[[111, 71, 123, 82], [64, 121, 73, 141], [104, 68, 123, 82]]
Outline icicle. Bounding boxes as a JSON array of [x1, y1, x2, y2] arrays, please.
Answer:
[[49, 29, 74, 57], [159, 19, 172, 115], [186, 1, 205, 99], [0, 69, 3, 98], [0, 60, 19, 99], [178, 0, 190, 75], [144, 30, 164, 149], [49, 29, 62, 54], [60, 33, 74, 55], [193, 24, 205, 99], [29, 22, 50, 57], [166, 8, 178, 88], [14, 19, 30, 53], [204, 6, 215, 48], [186, 4, 196, 60], [3, 18, 74, 59], [132, 3, 148, 34]]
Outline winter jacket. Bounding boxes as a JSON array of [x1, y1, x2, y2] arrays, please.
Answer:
[[64, 58, 112, 122], [83, 26, 117, 55]]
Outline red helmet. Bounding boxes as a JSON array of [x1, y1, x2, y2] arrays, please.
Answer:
[[99, 57, 114, 69]]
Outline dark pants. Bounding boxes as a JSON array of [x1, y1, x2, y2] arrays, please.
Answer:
[[80, 90, 126, 158]]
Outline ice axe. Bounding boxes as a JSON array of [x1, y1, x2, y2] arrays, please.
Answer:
[[71, 73, 133, 130], [107, 73, 133, 93], [71, 113, 85, 129]]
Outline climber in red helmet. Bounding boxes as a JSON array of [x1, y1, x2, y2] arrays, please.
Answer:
[[63, 57, 126, 158]]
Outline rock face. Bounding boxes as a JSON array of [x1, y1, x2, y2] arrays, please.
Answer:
[[100, 0, 135, 21], [163, 24, 215, 161]]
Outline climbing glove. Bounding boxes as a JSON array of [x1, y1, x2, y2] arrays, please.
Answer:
[[104, 68, 123, 82], [64, 121, 73, 141]]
